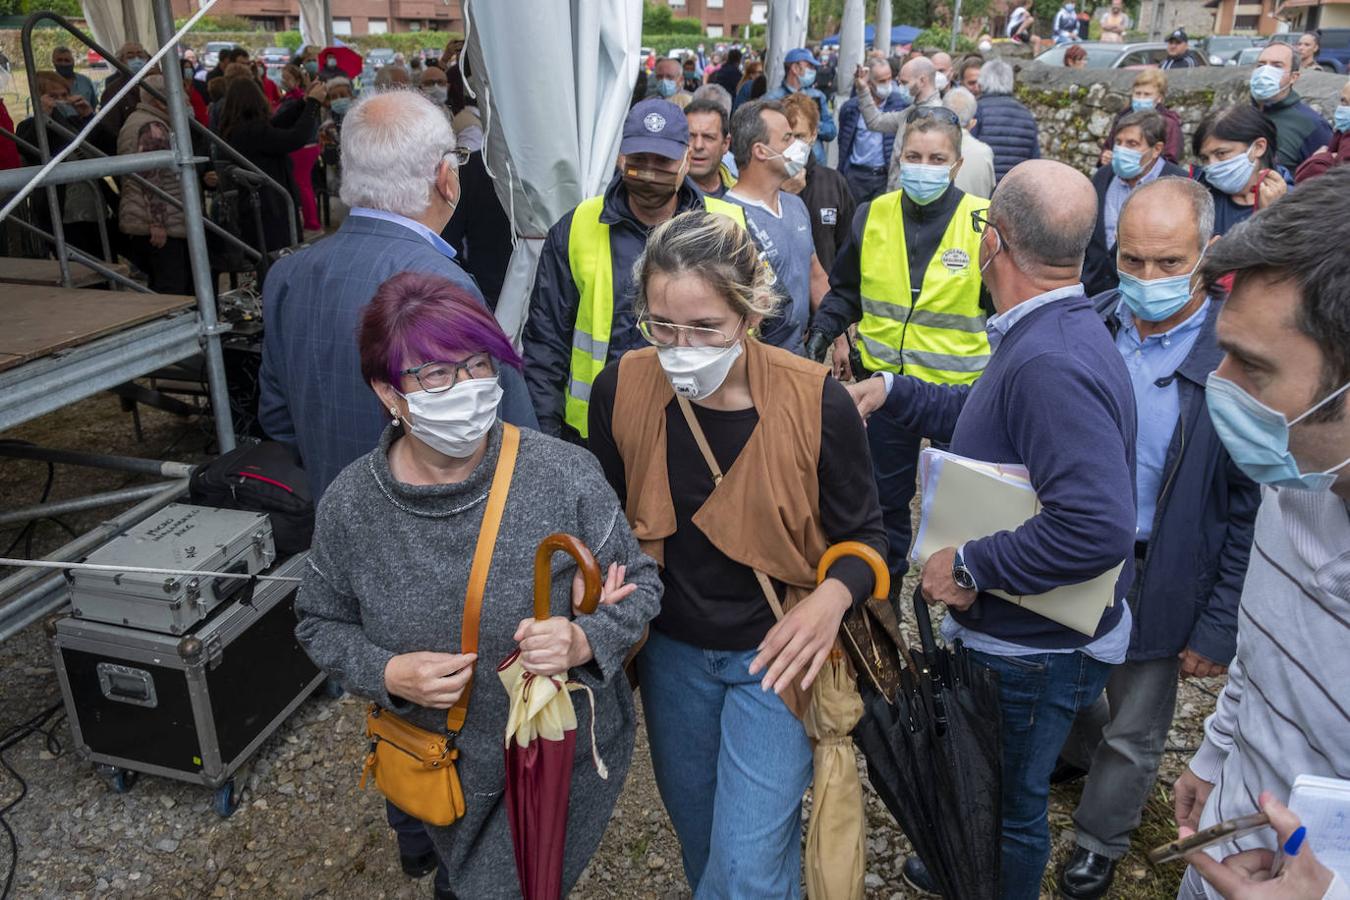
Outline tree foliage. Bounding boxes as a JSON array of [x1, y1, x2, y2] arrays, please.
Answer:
[[643, 1, 704, 35]]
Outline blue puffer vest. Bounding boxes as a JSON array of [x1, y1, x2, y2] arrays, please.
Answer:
[[971, 94, 1040, 183]]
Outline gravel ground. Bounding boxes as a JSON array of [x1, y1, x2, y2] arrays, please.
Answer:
[[0, 394, 1224, 899]]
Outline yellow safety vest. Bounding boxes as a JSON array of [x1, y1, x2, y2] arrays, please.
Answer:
[[564, 194, 746, 437], [856, 190, 991, 384]]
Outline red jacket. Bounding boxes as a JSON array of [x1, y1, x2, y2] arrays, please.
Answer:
[[1293, 128, 1346, 184], [262, 76, 281, 108], [0, 99, 21, 170], [188, 85, 209, 126]]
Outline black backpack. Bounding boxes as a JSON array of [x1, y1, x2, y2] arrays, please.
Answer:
[[189, 442, 314, 556]]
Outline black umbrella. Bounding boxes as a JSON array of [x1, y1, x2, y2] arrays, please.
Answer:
[[853, 586, 1003, 900]]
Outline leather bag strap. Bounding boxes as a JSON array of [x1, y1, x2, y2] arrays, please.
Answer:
[[674, 396, 785, 621], [446, 423, 520, 734]]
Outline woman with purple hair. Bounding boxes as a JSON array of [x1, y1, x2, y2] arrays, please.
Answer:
[[295, 272, 661, 899]]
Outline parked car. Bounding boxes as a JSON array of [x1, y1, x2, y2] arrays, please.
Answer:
[[1201, 34, 1259, 65], [1235, 46, 1264, 66], [364, 48, 396, 70], [85, 49, 106, 68], [1237, 30, 1347, 73], [203, 41, 238, 69], [1035, 40, 1210, 68], [259, 46, 290, 66]]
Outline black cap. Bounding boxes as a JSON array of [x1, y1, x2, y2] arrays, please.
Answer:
[[1167, 28, 1188, 43]]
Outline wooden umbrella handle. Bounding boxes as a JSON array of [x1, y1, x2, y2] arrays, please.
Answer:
[[815, 541, 890, 601], [533, 533, 602, 620]]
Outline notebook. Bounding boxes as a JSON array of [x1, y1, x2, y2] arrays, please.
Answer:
[[1289, 774, 1350, 874]]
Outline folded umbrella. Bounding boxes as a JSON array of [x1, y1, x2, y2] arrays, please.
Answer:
[[497, 534, 603, 900], [803, 541, 889, 900], [852, 586, 1002, 900]]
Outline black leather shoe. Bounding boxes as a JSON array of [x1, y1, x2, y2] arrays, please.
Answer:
[[901, 856, 939, 896], [1059, 846, 1118, 900], [1050, 759, 1088, 786], [400, 850, 438, 879]]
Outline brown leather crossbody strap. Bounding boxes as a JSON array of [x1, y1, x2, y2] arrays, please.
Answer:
[[446, 423, 520, 734], [675, 396, 786, 621]]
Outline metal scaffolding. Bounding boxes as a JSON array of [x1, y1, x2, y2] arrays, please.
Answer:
[[0, 0, 293, 641]]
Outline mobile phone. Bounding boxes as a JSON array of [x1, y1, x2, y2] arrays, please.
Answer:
[[1148, 812, 1271, 865]]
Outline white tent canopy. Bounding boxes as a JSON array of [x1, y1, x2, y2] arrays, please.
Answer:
[[765, 0, 809, 92], [463, 0, 644, 345], [876, 0, 893, 54], [81, 0, 159, 53], [297, 0, 330, 51]]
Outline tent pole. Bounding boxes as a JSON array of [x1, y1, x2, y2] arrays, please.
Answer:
[[323, 0, 335, 47], [151, 0, 236, 453]]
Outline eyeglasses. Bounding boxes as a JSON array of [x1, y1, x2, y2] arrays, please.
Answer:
[[906, 106, 962, 128], [637, 316, 743, 349], [440, 146, 471, 168], [400, 354, 496, 393], [970, 209, 998, 236]]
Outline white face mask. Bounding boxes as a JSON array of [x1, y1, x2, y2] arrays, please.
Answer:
[[657, 342, 743, 400], [934, 71, 949, 92], [770, 138, 811, 177], [400, 377, 502, 458]]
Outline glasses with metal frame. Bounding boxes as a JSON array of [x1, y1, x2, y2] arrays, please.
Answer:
[[906, 105, 962, 127], [400, 354, 497, 393], [636, 316, 744, 349], [441, 146, 472, 168]]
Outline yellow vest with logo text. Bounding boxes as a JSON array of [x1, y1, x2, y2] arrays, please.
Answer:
[[564, 193, 746, 437], [856, 190, 991, 384]]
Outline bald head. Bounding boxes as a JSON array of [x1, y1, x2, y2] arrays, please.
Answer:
[[1118, 176, 1214, 254], [931, 52, 953, 77], [900, 56, 937, 103], [990, 160, 1097, 273]]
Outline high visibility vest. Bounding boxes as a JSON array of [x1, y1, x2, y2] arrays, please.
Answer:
[[564, 194, 746, 437], [856, 190, 992, 384]]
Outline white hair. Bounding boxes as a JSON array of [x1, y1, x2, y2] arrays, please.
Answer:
[[978, 58, 1015, 96], [339, 90, 456, 217], [692, 83, 732, 115], [944, 86, 978, 127]]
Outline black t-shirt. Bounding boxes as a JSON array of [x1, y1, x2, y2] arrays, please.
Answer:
[[587, 360, 887, 650]]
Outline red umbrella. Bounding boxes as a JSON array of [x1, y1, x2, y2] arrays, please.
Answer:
[[318, 46, 362, 79], [497, 534, 603, 900]]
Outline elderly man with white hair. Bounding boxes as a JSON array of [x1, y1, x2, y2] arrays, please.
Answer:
[[944, 86, 996, 198], [260, 88, 536, 502], [971, 58, 1041, 183]]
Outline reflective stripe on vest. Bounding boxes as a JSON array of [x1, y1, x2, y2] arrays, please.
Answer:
[[856, 190, 991, 384], [564, 194, 747, 437]]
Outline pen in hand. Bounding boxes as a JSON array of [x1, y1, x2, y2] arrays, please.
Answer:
[[1268, 824, 1307, 878]]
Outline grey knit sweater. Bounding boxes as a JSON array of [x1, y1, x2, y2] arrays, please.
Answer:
[[295, 422, 662, 898]]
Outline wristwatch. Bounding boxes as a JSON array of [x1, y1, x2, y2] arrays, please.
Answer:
[[952, 547, 978, 591]]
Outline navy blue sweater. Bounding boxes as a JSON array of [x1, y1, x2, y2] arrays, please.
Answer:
[[882, 292, 1137, 648]]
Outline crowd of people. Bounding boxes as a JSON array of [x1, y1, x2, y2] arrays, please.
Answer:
[[4, 27, 1349, 900]]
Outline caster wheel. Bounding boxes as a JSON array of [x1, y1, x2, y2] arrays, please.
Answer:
[[213, 779, 240, 818], [323, 678, 345, 699], [110, 769, 138, 794]]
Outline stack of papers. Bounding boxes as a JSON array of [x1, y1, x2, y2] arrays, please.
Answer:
[[910, 448, 1121, 636]]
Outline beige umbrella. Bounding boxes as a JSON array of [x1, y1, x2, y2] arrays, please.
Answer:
[[804, 541, 890, 900]]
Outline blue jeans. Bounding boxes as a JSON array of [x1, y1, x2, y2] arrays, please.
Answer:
[[969, 649, 1112, 900], [637, 628, 813, 899], [866, 410, 924, 581], [386, 801, 451, 895]]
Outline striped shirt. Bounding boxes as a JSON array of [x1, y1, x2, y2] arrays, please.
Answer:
[[1187, 487, 1350, 895]]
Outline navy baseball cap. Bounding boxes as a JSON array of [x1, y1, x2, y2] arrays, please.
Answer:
[[621, 99, 689, 160], [784, 48, 821, 67], [1167, 28, 1188, 42]]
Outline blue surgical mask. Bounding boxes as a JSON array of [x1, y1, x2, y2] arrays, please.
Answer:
[[330, 97, 352, 116], [1131, 97, 1156, 113], [1111, 144, 1149, 180], [900, 162, 951, 205], [1206, 375, 1350, 491], [1335, 104, 1350, 133], [127, 57, 147, 74], [1204, 147, 1257, 196], [874, 81, 894, 100], [657, 77, 678, 98], [1116, 250, 1203, 322], [1249, 64, 1284, 102], [1065, 3, 1076, 11], [894, 82, 913, 106], [799, 66, 817, 89]]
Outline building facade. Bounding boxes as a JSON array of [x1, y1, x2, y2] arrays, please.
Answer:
[[655, 0, 756, 37], [171, 0, 463, 35]]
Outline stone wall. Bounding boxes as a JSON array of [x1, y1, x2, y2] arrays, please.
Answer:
[[1009, 63, 1348, 174]]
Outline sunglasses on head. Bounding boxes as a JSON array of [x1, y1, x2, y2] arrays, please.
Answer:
[[906, 106, 961, 127]]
